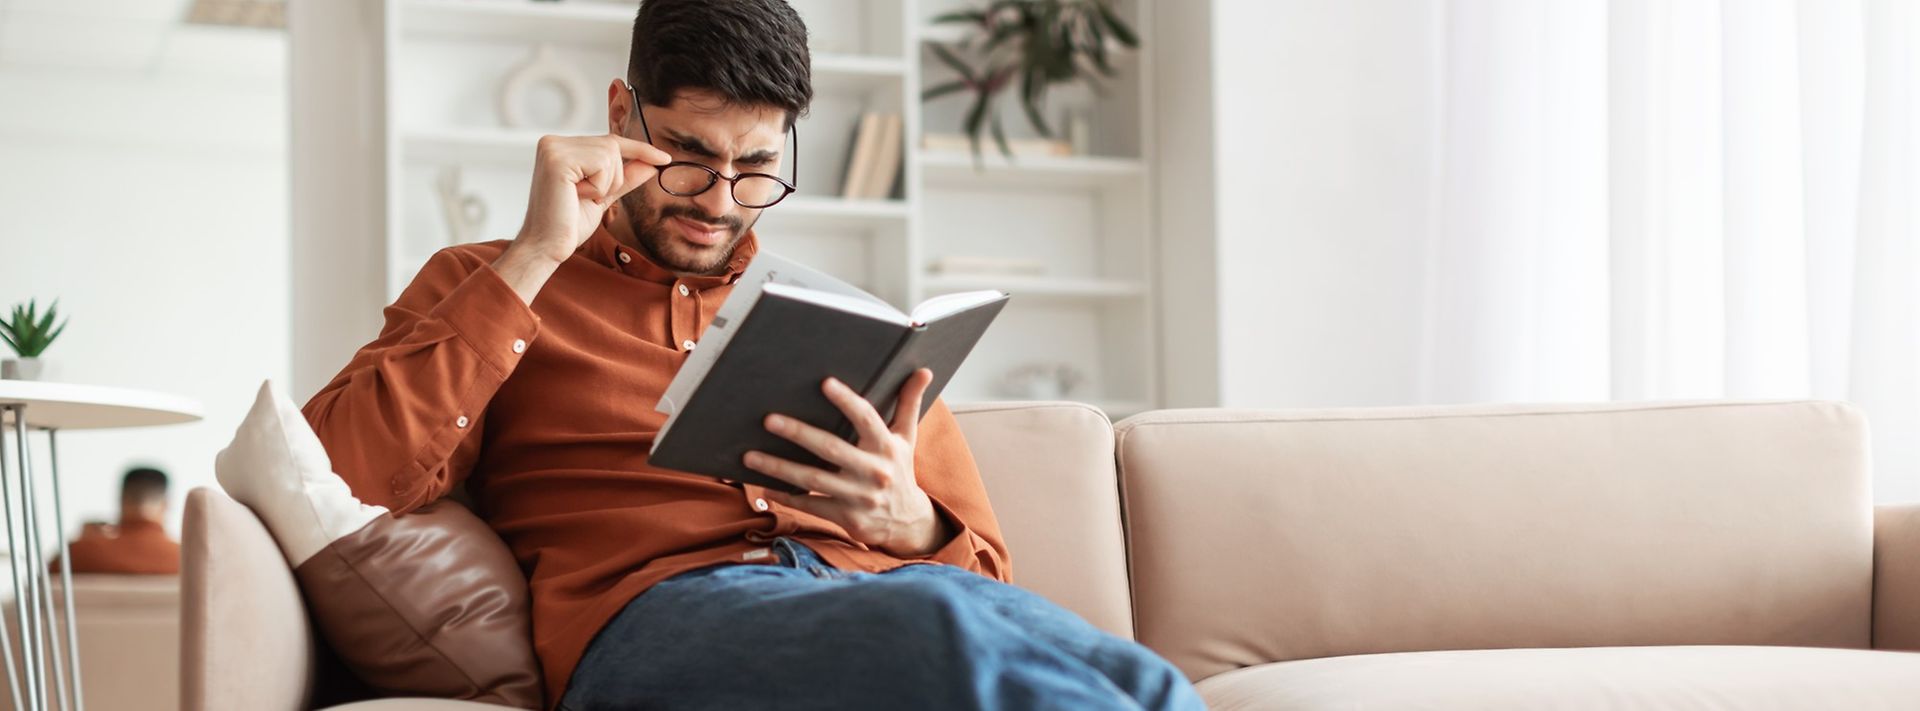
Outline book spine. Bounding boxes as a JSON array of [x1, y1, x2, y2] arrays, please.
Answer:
[[845, 325, 923, 438]]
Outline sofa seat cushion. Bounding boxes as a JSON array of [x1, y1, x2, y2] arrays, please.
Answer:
[[1196, 646, 1920, 710]]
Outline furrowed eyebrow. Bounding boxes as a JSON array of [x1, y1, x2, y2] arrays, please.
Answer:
[[664, 132, 719, 159], [662, 130, 779, 165]]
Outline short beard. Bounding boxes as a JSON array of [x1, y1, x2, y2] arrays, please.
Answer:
[[619, 188, 755, 275]]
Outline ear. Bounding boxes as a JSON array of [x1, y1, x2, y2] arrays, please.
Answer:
[[607, 79, 631, 135]]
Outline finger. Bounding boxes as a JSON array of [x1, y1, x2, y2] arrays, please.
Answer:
[[613, 159, 659, 200], [892, 368, 934, 442], [764, 413, 881, 476], [742, 450, 864, 499], [821, 377, 891, 446], [602, 154, 625, 200], [588, 154, 615, 202], [608, 133, 673, 165]]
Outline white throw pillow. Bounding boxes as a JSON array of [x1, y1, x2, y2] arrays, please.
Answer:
[[213, 380, 386, 567]]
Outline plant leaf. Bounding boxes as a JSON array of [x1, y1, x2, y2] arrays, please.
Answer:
[[927, 42, 978, 83], [40, 321, 65, 354], [921, 79, 972, 101], [1021, 68, 1053, 136], [0, 331, 18, 357], [1094, 0, 1139, 47], [931, 9, 987, 25], [989, 110, 1013, 159], [962, 91, 992, 160]]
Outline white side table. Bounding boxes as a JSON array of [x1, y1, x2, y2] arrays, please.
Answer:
[[0, 382, 201, 711]]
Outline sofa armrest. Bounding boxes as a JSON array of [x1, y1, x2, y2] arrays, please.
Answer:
[[1876, 503, 1920, 650], [182, 487, 317, 711]]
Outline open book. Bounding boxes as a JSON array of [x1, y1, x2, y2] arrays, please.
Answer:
[[649, 252, 1009, 492]]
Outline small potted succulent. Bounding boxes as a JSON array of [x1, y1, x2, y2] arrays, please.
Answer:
[[0, 299, 67, 381]]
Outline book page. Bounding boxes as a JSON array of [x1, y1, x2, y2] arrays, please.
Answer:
[[762, 283, 910, 324], [656, 251, 886, 420], [911, 290, 1009, 324]]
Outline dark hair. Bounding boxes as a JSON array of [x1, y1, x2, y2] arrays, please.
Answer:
[[628, 0, 813, 126], [122, 467, 168, 502]]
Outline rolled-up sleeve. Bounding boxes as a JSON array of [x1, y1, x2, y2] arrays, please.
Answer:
[[303, 246, 541, 512]]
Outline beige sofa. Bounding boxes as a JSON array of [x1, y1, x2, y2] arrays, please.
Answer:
[[183, 399, 1920, 710], [0, 575, 181, 711]]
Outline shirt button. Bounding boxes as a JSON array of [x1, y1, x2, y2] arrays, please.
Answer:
[[753, 498, 769, 512], [682, 339, 696, 351], [618, 252, 632, 264], [455, 415, 470, 428], [677, 284, 691, 296], [511, 339, 527, 354]]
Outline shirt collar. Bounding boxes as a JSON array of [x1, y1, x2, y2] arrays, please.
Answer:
[[582, 219, 759, 288]]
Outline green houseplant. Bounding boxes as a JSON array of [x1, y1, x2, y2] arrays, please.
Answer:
[[921, 0, 1140, 158], [1, 299, 67, 380]]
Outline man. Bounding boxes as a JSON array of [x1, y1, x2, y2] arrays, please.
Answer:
[[305, 1, 1202, 709], [52, 467, 179, 575]]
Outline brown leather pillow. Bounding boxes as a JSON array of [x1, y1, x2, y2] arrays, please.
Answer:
[[215, 381, 542, 708]]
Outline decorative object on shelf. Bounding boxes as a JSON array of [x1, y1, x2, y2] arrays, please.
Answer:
[[498, 44, 593, 132], [927, 255, 1049, 277], [999, 362, 1087, 400], [921, 0, 1140, 158], [434, 166, 490, 245], [840, 113, 904, 199], [922, 133, 1070, 159], [0, 298, 66, 381]]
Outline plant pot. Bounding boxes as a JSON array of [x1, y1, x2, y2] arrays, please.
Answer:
[[1, 358, 42, 381]]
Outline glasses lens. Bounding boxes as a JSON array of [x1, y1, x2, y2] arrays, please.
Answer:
[[732, 175, 790, 208], [658, 164, 717, 196]]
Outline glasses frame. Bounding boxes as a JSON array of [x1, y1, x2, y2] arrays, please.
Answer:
[[623, 81, 798, 209]]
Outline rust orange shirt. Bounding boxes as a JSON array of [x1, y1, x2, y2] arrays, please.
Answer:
[[53, 519, 180, 575], [303, 223, 1012, 707]]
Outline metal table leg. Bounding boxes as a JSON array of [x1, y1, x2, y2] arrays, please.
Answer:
[[0, 410, 24, 711], [45, 430, 78, 711], [1, 405, 41, 711]]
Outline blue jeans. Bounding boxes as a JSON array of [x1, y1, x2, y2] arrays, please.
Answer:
[[559, 538, 1205, 711]]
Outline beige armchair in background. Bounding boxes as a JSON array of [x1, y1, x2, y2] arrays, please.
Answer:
[[0, 574, 179, 711]]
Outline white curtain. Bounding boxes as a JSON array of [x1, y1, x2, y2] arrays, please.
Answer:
[[1418, 0, 1920, 502]]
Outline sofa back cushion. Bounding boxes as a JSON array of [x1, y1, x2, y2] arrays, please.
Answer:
[[1115, 400, 1875, 682], [951, 402, 1133, 639]]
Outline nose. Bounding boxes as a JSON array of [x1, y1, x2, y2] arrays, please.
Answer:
[[692, 174, 736, 218]]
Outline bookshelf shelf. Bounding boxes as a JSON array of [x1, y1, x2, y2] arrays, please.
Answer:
[[919, 152, 1147, 190], [923, 275, 1147, 300]]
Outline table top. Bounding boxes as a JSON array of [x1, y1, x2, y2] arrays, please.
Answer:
[[0, 381, 204, 430]]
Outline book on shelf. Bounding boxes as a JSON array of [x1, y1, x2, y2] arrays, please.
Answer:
[[840, 112, 881, 199], [860, 113, 903, 199], [839, 112, 902, 200], [648, 251, 1010, 493]]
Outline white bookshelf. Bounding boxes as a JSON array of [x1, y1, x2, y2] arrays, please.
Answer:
[[372, 0, 1158, 415]]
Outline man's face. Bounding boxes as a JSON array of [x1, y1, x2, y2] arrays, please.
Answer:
[[613, 86, 788, 275]]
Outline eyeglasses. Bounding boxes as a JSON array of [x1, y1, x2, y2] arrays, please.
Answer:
[[624, 81, 798, 209]]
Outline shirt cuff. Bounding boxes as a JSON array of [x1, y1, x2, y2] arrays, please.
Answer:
[[428, 262, 543, 378], [909, 493, 994, 573]]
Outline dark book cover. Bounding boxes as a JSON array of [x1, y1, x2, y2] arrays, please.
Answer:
[[647, 289, 1009, 492]]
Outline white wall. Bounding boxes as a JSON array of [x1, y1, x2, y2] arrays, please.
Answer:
[[1157, 0, 1436, 408], [0, 26, 289, 535]]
